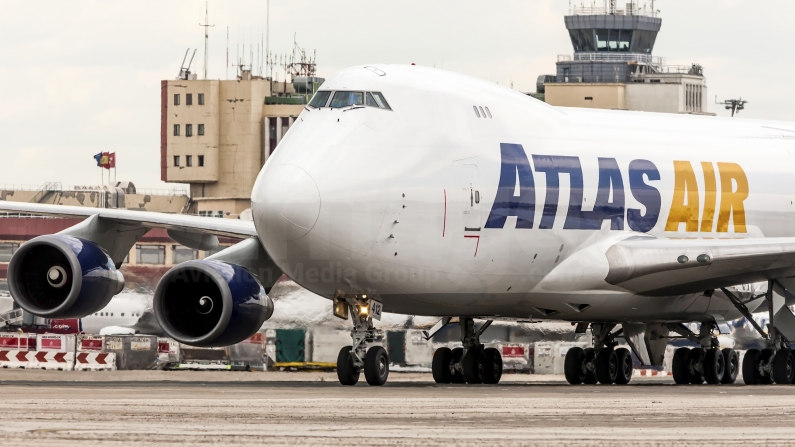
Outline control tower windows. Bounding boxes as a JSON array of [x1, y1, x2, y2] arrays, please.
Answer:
[[596, 29, 632, 52], [308, 90, 331, 108], [330, 91, 364, 108]]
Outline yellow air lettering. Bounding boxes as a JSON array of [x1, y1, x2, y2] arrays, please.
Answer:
[[665, 161, 700, 232], [700, 162, 717, 232], [716, 162, 749, 233]]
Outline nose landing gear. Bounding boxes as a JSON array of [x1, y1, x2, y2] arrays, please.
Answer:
[[431, 317, 502, 385], [334, 296, 388, 386]]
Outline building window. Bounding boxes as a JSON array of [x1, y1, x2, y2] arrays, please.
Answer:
[[136, 244, 165, 265], [198, 155, 204, 167], [186, 124, 193, 137], [198, 124, 204, 136], [0, 242, 19, 262], [172, 245, 198, 264], [186, 94, 192, 106], [173, 155, 180, 167], [174, 94, 180, 106], [173, 124, 180, 136], [198, 93, 205, 105], [215, 211, 224, 218], [186, 155, 192, 167]]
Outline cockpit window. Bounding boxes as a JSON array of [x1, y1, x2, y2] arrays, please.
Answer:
[[366, 92, 378, 108], [330, 91, 364, 108], [371, 92, 391, 110], [308, 91, 331, 108]]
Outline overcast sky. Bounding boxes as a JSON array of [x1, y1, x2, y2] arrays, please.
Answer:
[[1, 0, 793, 190]]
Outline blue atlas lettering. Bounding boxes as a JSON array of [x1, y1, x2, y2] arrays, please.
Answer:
[[577, 158, 625, 230], [531, 155, 585, 229], [485, 143, 536, 229], [627, 159, 661, 232]]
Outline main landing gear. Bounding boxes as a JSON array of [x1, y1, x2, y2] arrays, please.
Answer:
[[431, 317, 503, 385], [670, 322, 740, 385], [564, 323, 633, 385], [722, 281, 795, 385], [335, 296, 389, 386]]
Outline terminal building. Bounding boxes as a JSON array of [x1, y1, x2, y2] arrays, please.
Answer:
[[160, 62, 323, 218], [536, 3, 710, 114]]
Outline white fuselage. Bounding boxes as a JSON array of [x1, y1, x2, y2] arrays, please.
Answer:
[[251, 65, 795, 324]]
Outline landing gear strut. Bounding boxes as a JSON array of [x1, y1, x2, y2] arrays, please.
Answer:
[[723, 281, 795, 385], [335, 296, 388, 386], [432, 317, 502, 385], [565, 323, 633, 385]]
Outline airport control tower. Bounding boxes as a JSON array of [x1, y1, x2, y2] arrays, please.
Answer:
[[537, 2, 710, 114]]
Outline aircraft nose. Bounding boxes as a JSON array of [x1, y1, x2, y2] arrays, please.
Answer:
[[254, 164, 320, 241]]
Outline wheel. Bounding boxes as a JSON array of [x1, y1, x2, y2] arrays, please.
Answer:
[[451, 347, 465, 383], [672, 348, 690, 385], [595, 347, 618, 385], [432, 347, 453, 384], [614, 348, 633, 385], [336, 346, 360, 386], [564, 347, 586, 385], [760, 348, 775, 384], [462, 347, 485, 384], [742, 348, 761, 385], [772, 349, 795, 384], [483, 347, 503, 384], [721, 348, 739, 384], [687, 348, 705, 385], [702, 348, 725, 385], [583, 348, 598, 384], [364, 346, 389, 386]]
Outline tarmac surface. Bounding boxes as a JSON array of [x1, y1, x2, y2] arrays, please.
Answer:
[[1, 370, 795, 446]]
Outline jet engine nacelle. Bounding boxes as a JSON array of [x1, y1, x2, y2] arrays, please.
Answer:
[[153, 260, 273, 347], [8, 235, 125, 318]]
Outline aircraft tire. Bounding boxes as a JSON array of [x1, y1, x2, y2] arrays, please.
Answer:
[[742, 348, 762, 385], [721, 348, 739, 384], [462, 346, 485, 384], [583, 348, 598, 384], [614, 348, 633, 385], [703, 348, 725, 385], [451, 348, 465, 383], [364, 346, 389, 386], [672, 348, 690, 385], [564, 347, 586, 385], [760, 349, 775, 384], [772, 348, 795, 385], [432, 347, 453, 384], [336, 346, 360, 386], [595, 347, 617, 385], [483, 347, 503, 385], [687, 348, 705, 384]]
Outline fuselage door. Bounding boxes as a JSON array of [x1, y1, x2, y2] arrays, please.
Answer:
[[459, 162, 481, 232]]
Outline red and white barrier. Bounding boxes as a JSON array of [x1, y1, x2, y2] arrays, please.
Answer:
[[74, 352, 116, 371], [37, 334, 74, 352], [29, 351, 75, 370], [78, 335, 104, 352], [634, 369, 672, 377], [0, 334, 37, 351], [0, 350, 34, 368]]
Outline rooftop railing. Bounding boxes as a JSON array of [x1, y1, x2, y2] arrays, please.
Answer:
[[569, 4, 659, 18], [558, 53, 664, 66]]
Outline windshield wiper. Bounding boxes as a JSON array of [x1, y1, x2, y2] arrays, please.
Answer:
[[343, 105, 366, 112]]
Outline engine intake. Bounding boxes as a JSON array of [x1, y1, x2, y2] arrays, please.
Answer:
[[153, 260, 273, 347], [8, 235, 124, 318]]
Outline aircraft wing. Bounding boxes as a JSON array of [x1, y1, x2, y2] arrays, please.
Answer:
[[0, 201, 256, 239], [605, 236, 795, 296]]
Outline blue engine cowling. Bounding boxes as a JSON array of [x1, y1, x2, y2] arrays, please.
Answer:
[[153, 260, 274, 347], [7, 235, 125, 318]]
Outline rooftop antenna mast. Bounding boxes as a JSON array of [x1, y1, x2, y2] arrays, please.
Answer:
[[199, 2, 214, 79], [609, 0, 616, 14], [178, 49, 197, 80]]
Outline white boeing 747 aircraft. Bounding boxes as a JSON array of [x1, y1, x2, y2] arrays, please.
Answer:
[[3, 65, 795, 386]]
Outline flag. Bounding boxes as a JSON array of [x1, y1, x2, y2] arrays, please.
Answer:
[[107, 152, 116, 169], [99, 152, 110, 169], [93, 152, 103, 166]]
